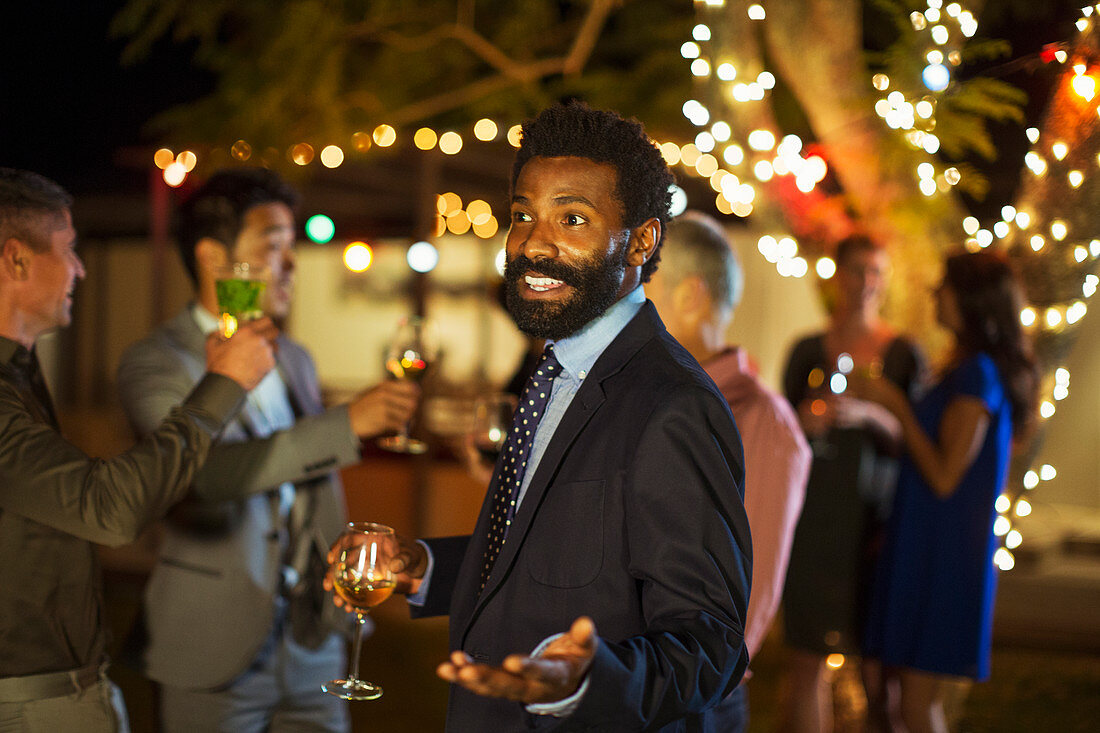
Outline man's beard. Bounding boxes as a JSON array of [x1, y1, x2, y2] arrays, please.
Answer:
[[504, 248, 627, 341]]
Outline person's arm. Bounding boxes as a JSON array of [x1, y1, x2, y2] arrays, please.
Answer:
[[741, 399, 811, 660], [0, 373, 246, 547], [851, 374, 990, 499], [117, 340, 362, 502]]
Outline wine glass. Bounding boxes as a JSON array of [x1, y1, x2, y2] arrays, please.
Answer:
[[322, 522, 397, 701], [471, 393, 518, 465], [378, 316, 439, 454]]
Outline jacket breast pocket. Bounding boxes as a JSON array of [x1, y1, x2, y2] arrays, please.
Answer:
[[526, 479, 604, 588]]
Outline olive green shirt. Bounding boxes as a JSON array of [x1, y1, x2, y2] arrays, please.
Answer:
[[0, 335, 246, 677]]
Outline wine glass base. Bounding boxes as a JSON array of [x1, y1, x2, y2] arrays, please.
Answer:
[[321, 678, 383, 701], [378, 435, 428, 455]]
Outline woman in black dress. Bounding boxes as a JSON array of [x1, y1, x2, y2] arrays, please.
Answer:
[[780, 236, 923, 732]]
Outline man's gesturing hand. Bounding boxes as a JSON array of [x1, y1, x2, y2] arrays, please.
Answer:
[[436, 616, 598, 705]]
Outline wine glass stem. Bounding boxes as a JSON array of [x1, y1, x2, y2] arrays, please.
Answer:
[[349, 612, 368, 682]]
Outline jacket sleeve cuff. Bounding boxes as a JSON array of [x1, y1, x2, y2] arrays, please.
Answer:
[[182, 373, 247, 430], [524, 633, 590, 717]]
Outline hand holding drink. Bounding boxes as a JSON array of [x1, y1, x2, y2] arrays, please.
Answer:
[[204, 317, 278, 391], [378, 316, 439, 454], [214, 262, 269, 338], [323, 522, 397, 701]]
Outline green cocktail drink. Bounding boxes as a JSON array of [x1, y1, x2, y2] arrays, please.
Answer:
[[214, 263, 268, 337]]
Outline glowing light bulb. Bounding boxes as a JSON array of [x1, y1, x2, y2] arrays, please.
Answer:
[[1073, 73, 1097, 101], [414, 128, 438, 150], [439, 131, 463, 155], [343, 242, 373, 272], [373, 124, 396, 147], [154, 148, 174, 169], [305, 214, 335, 244], [747, 129, 776, 151], [473, 118, 498, 141], [993, 548, 1015, 571], [407, 241, 439, 273], [816, 257, 837, 279], [1040, 464, 1057, 481], [320, 145, 344, 168]]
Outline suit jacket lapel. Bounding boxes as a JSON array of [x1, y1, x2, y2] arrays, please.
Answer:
[[464, 303, 663, 625]]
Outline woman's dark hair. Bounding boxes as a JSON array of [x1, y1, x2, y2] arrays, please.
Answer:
[[511, 101, 675, 282], [943, 250, 1038, 437]]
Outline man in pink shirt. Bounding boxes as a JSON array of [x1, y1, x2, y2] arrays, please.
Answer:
[[647, 211, 811, 731]]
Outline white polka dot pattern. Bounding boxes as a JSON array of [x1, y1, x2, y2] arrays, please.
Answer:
[[479, 344, 561, 592]]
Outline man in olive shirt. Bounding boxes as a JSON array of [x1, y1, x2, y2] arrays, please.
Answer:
[[0, 167, 276, 732]]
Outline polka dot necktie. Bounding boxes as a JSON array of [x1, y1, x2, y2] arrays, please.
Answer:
[[479, 343, 561, 592]]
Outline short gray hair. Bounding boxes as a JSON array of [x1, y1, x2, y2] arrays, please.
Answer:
[[0, 167, 73, 253], [661, 211, 743, 318]]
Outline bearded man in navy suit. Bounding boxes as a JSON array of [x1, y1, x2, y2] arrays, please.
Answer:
[[387, 102, 752, 732]]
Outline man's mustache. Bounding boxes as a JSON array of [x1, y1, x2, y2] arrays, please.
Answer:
[[504, 255, 583, 287]]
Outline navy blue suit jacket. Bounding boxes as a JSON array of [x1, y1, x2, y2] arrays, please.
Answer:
[[418, 302, 752, 731]]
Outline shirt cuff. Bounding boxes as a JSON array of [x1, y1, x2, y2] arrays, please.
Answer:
[[524, 633, 590, 717], [405, 540, 434, 606]]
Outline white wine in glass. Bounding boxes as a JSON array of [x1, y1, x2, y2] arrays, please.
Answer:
[[322, 522, 396, 701], [378, 316, 439, 454]]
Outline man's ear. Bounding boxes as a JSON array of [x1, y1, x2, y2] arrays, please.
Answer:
[[626, 218, 661, 268], [1, 237, 32, 280], [195, 238, 230, 277]]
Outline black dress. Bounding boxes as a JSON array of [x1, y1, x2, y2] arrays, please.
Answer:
[[780, 334, 923, 655]]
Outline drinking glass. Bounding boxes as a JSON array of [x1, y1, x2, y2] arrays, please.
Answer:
[[322, 522, 397, 701], [470, 393, 518, 465], [378, 316, 439, 454], [214, 262, 269, 338]]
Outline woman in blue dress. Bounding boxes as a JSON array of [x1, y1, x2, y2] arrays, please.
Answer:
[[851, 250, 1037, 733]]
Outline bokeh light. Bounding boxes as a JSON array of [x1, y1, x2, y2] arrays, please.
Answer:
[[305, 214, 335, 244], [407, 241, 439, 273], [343, 242, 373, 272]]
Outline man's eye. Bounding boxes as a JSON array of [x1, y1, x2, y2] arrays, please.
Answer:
[[564, 214, 587, 226], [512, 211, 532, 223]]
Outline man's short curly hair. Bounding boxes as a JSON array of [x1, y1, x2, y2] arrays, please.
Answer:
[[511, 101, 675, 282]]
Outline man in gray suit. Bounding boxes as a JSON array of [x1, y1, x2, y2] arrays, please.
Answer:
[[117, 168, 418, 732]]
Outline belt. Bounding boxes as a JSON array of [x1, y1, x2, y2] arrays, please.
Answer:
[[0, 662, 103, 703]]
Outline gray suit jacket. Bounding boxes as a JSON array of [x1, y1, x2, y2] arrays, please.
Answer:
[[117, 306, 359, 690]]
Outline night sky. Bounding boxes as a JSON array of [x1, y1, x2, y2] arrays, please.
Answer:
[[0, 1, 1085, 220], [1, 2, 212, 195]]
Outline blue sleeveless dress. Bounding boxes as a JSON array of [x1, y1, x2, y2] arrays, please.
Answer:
[[864, 353, 1012, 680]]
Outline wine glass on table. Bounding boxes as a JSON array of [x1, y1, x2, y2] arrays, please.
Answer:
[[322, 522, 397, 701], [378, 316, 438, 454], [471, 393, 518, 465]]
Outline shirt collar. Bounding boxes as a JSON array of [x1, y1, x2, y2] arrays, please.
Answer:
[[0, 335, 33, 371], [190, 302, 222, 336], [549, 285, 645, 381]]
